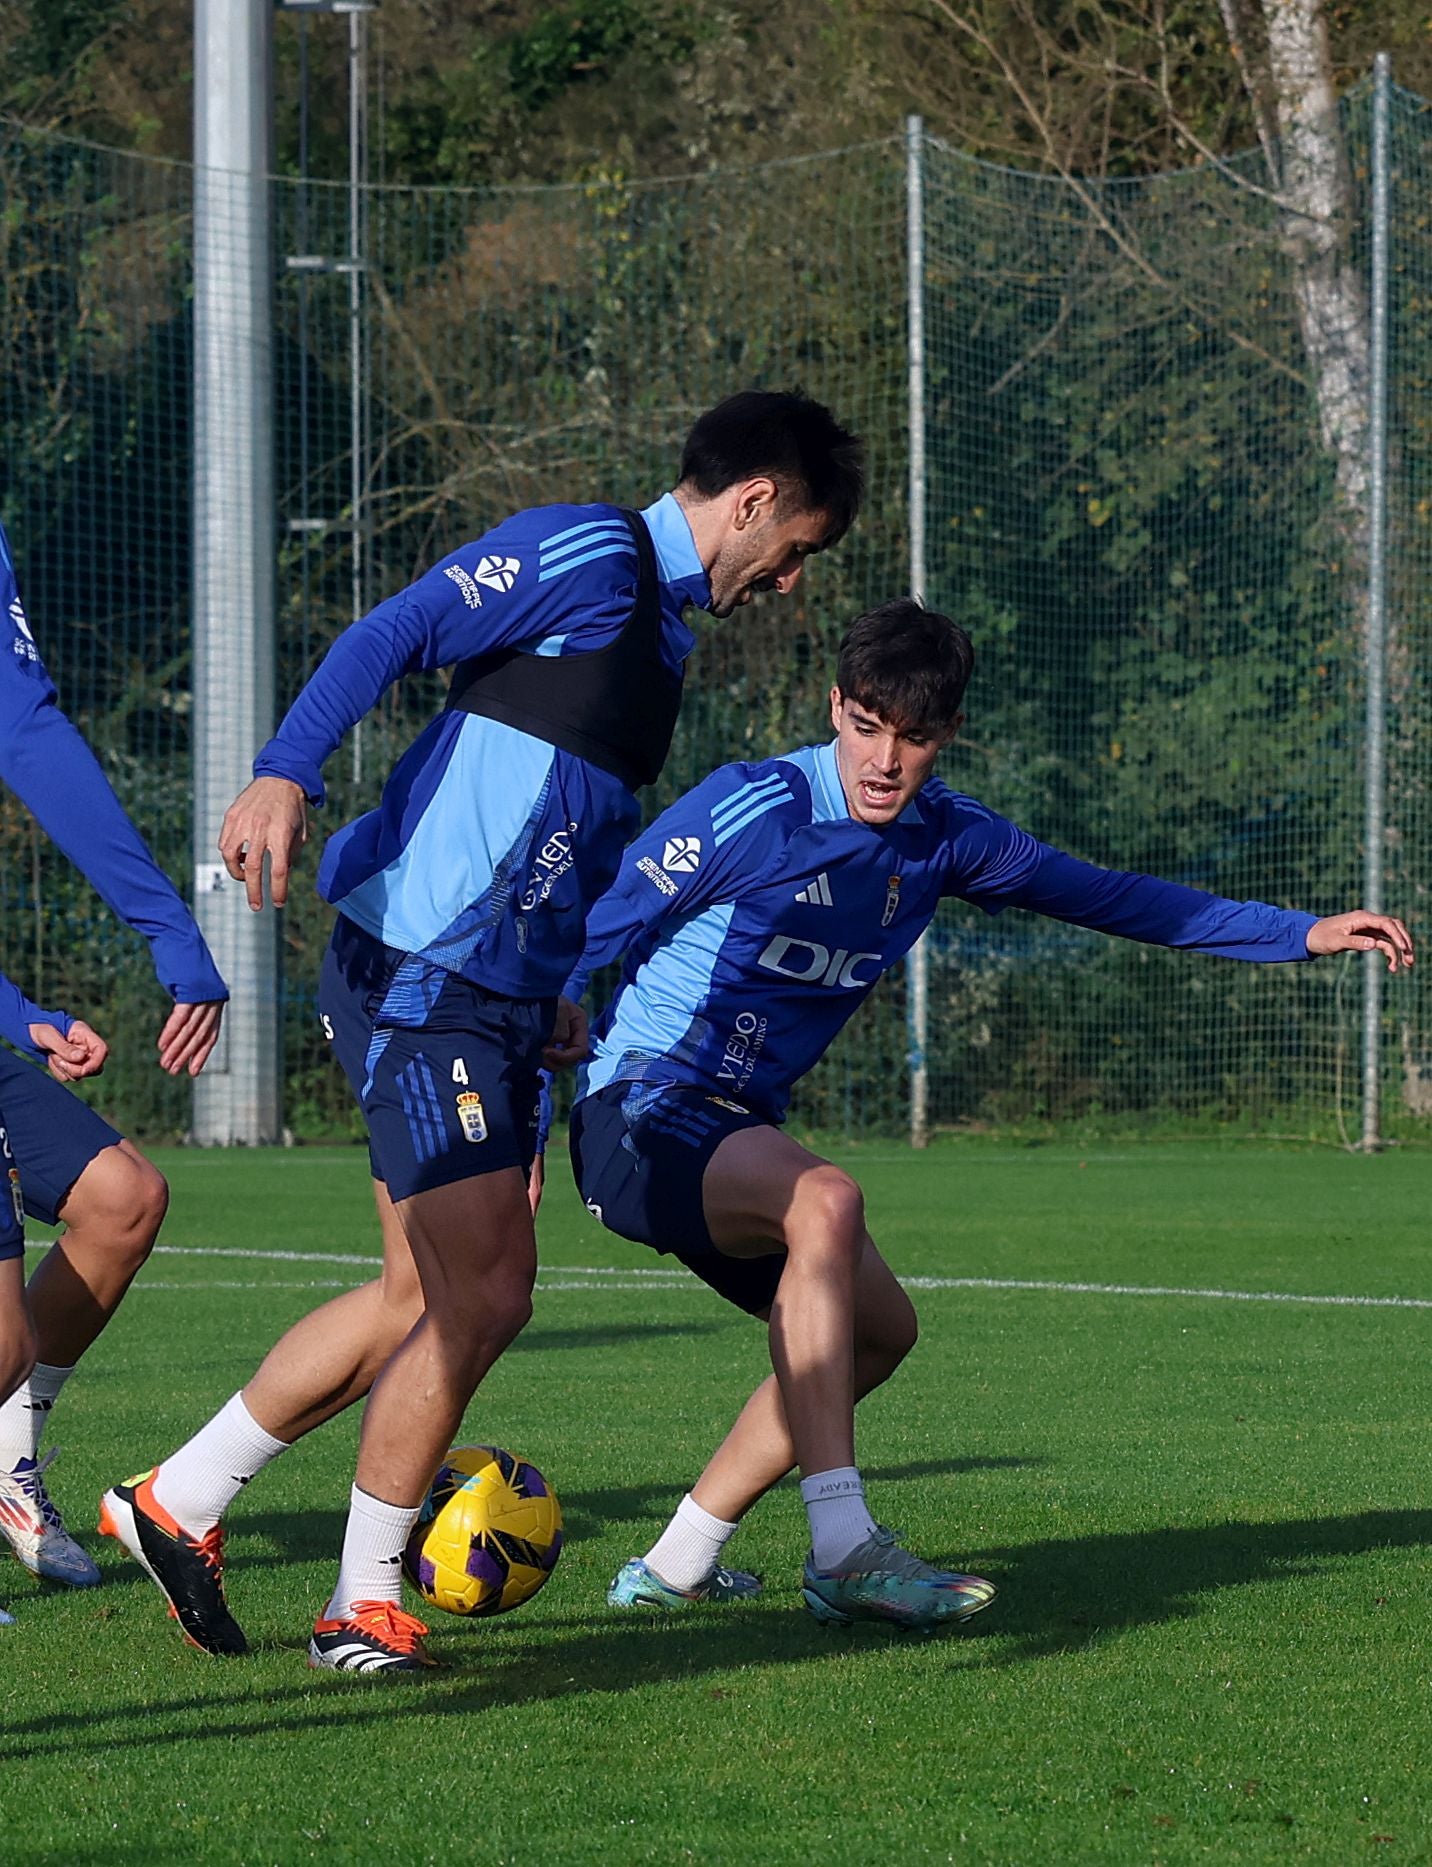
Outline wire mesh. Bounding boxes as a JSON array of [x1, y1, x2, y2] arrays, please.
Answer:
[[0, 89, 1429, 1142]]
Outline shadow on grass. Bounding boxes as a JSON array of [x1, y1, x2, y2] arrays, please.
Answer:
[[234, 1455, 1042, 1563], [946, 1507, 1432, 1659], [511, 1319, 729, 1352], [16, 1508, 1432, 1764]]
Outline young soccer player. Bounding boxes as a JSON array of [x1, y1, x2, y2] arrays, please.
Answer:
[[103, 390, 866, 1672], [0, 523, 228, 1616], [559, 599, 1412, 1631]]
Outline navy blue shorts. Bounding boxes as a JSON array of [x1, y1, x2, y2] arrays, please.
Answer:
[[0, 1048, 123, 1245], [568, 1081, 784, 1317], [319, 916, 552, 1203]]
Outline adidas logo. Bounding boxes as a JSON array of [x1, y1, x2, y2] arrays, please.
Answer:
[[795, 873, 834, 907]]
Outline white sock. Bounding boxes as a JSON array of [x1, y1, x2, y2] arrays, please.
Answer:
[[325, 1485, 420, 1620], [643, 1493, 739, 1592], [800, 1466, 878, 1570], [0, 1362, 74, 1468], [151, 1391, 290, 1537]]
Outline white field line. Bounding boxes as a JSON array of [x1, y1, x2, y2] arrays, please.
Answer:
[[45, 1243, 1432, 1311]]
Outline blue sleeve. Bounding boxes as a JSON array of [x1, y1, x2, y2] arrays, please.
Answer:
[[563, 764, 793, 1000], [254, 507, 636, 806], [0, 970, 72, 1063], [0, 532, 228, 1004], [943, 803, 1316, 962]]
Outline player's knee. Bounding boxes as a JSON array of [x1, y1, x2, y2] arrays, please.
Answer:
[[110, 1152, 169, 1262], [66, 1144, 169, 1266], [378, 1257, 423, 1325], [881, 1299, 926, 1374], [434, 1273, 532, 1362], [790, 1166, 866, 1253]]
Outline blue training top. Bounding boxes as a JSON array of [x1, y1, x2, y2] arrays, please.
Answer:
[[254, 494, 707, 997], [0, 523, 228, 1061], [571, 739, 1319, 1124]]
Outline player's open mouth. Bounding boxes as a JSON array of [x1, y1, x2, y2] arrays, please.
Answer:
[[859, 779, 899, 808]]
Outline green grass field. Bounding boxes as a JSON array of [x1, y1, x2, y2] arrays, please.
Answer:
[[3, 1139, 1431, 1864]]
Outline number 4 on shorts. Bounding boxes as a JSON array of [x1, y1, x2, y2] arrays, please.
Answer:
[[452, 1059, 469, 1085]]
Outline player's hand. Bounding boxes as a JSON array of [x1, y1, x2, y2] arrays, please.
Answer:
[[1307, 911, 1414, 973], [30, 1018, 108, 1084], [219, 776, 308, 911], [528, 1152, 545, 1218], [158, 999, 226, 1077], [543, 996, 589, 1070]]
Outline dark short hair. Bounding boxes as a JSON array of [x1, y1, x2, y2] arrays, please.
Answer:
[[678, 390, 865, 546], [835, 600, 974, 733]]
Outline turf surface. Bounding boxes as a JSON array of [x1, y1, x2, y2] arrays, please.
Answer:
[[2, 1139, 1430, 1864]]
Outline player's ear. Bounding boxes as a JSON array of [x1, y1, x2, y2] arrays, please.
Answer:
[[829, 686, 844, 732], [732, 477, 779, 529]]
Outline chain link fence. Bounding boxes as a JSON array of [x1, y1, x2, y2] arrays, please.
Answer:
[[1, 84, 1429, 1143]]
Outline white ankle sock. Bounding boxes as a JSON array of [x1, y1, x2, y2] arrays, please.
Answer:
[[325, 1485, 420, 1620], [643, 1493, 739, 1592], [0, 1363, 74, 1468], [151, 1391, 290, 1537], [800, 1466, 878, 1570]]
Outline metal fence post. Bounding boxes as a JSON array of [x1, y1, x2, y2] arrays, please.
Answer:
[[191, 0, 281, 1143], [1361, 53, 1392, 1152], [906, 114, 931, 1149]]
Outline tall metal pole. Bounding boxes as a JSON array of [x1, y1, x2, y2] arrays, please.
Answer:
[[906, 115, 931, 1149], [348, 2, 370, 786], [192, 0, 280, 1143], [1361, 53, 1392, 1151]]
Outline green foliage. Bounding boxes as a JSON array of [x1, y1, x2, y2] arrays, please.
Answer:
[[507, 1, 657, 114]]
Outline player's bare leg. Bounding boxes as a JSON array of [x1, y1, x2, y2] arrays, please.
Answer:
[[100, 1177, 421, 1656], [700, 1126, 871, 1478], [0, 1257, 33, 1625], [23, 1141, 167, 1367], [0, 1140, 166, 1589], [614, 1125, 994, 1627], [309, 1167, 535, 1673], [242, 1179, 423, 1441], [350, 1168, 535, 1502], [687, 1240, 918, 1525], [0, 1257, 36, 1409]]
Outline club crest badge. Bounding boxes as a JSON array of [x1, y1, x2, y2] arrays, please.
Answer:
[[882, 874, 902, 928], [456, 1091, 489, 1144]]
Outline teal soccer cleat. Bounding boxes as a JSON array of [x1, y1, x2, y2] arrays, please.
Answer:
[[801, 1527, 996, 1631], [607, 1557, 763, 1610]]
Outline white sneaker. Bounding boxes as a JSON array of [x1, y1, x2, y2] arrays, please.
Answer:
[[0, 1449, 102, 1586], [0, 1605, 13, 1624]]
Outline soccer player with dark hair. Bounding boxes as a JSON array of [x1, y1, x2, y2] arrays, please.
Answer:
[[559, 598, 1412, 1630], [0, 522, 228, 1620], [104, 389, 865, 1671]]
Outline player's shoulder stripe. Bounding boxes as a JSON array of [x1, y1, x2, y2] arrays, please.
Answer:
[[710, 771, 796, 846], [538, 524, 631, 573], [536, 539, 636, 585], [538, 508, 624, 553]]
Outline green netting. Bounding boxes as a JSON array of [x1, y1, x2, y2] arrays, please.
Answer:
[[1, 87, 1430, 1143]]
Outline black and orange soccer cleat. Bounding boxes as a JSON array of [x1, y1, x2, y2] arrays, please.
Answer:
[[98, 1470, 248, 1657], [308, 1598, 437, 1674]]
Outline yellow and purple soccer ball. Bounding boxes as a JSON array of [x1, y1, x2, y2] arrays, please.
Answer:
[[402, 1445, 563, 1617]]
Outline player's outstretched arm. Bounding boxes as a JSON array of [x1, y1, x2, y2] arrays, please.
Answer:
[[1305, 911, 1414, 972], [0, 526, 230, 1062]]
